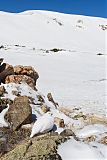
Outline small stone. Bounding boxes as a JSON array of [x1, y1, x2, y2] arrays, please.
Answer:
[[0, 86, 6, 96], [60, 129, 75, 137], [0, 58, 4, 64], [99, 136, 107, 145], [54, 117, 65, 128], [83, 135, 96, 143], [37, 95, 45, 103], [41, 105, 50, 113], [12, 90, 20, 96]]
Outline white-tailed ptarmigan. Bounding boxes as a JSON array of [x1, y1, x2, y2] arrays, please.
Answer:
[[30, 112, 54, 138]]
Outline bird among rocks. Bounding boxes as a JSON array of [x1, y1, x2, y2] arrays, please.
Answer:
[[30, 112, 54, 138]]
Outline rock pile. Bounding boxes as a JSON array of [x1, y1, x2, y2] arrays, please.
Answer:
[[0, 59, 39, 89]]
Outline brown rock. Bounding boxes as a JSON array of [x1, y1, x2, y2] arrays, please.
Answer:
[[85, 115, 107, 126], [83, 135, 96, 143], [0, 63, 14, 83], [0, 86, 6, 96], [47, 93, 59, 108], [12, 90, 20, 96], [14, 65, 39, 84], [59, 107, 74, 117], [5, 96, 32, 130], [60, 129, 79, 141], [0, 137, 8, 156], [0, 98, 13, 106], [5, 75, 36, 89], [54, 117, 65, 128], [0, 135, 63, 160], [60, 129, 75, 137], [41, 104, 50, 113], [37, 95, 45, 103], [99, 136, 107, 145]]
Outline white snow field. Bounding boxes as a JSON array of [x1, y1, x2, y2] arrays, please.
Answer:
[[58, 137, 107, 160], [0, 10, 107, 159], [0, 10, 106, 115]]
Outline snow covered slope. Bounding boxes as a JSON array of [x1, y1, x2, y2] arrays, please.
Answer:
[[0, 10, 106, 52], [0, 10, 106, 115]]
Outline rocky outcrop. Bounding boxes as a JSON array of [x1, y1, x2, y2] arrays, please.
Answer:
[[5, 75, 36, 89], [0, 59, 39, 89], [14, 65, 39, 84], [5, 96, 32, 130], [0, 134, 64, 160]]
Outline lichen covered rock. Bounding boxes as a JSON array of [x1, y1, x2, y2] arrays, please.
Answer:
[[5, 96, 32, 130]]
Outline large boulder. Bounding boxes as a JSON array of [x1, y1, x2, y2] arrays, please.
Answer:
[[14, 65, 39, 84], [0, 64, 14, 84], [5, 75, 36, 89], [0, 135, 63, 160], [5, 96, 32, 130]]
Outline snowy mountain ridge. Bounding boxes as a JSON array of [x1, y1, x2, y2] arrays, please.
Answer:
[[0, 10, 106, 53]]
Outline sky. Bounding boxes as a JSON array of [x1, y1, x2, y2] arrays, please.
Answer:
[[0, 0, 106, 18]]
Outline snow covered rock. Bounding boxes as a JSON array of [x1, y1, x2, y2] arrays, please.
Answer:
[[5, 75, 36, 89], [5, 96, 32, 130]]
